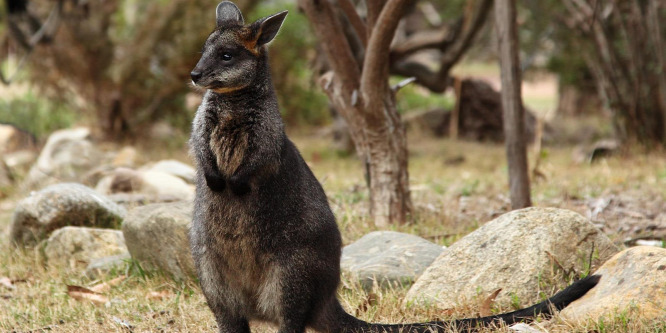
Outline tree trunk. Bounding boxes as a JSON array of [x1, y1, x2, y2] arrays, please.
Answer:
[[365, 95, 411, 227], [300, 0, 413, 226], [495, 0, 532, 209]]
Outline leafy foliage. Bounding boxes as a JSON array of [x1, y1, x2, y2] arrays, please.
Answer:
[[0, 89, 76, 140]]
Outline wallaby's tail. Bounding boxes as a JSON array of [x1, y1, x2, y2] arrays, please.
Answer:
[[341, 275, 600, 333]]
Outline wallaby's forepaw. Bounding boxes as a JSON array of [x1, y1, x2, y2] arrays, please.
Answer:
[[229, 175, 251, 195], [205, 172, 227, 192]]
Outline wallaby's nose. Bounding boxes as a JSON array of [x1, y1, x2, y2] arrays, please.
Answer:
[[190, 71, 203, 83]]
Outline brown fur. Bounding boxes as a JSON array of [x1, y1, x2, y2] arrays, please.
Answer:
[[209, 115, 249, 176]]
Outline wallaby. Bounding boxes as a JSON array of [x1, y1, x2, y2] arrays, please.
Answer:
[[188, 2, 600, 332]]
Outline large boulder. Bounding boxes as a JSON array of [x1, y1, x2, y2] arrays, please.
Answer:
[[341, 231, 445, 289], [22, 128, 102, 189], [9, 183, 126, 246], [122, 202, 194, 280], [560, 246, 666, 323], [404, 207, 619, 309], [43, 227, 128, 269]]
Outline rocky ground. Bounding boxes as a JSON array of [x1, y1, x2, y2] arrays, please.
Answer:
[[1, 126, 665, 332]]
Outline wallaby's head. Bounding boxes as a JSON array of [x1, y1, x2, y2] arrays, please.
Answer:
[[190, 1, 287, 93]]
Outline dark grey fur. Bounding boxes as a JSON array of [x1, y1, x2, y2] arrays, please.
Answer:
[[188, 2, 600, 332]]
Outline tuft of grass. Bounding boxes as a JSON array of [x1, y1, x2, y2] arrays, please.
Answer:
[[0, 89, 79, 140]]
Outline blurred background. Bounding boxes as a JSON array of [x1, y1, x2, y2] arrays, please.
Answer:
[[4, 0, 661, 144]]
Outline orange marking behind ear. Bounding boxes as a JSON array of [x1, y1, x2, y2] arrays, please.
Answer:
[[240, 26, 261, 56]]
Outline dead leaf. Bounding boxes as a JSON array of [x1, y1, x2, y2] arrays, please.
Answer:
[[479, 288, 502, 317], [0, 277, 15, 290], [90, 275, 126, 293], [67, 285, 109, 305], [146, 290, 173, 301]]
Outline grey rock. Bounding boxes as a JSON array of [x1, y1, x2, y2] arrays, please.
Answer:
[[138, 171, 194, 200], [95, 168, 142, 194], [9, 183, 126, 246], [560, 246, 666, 323], [341, 231, 445, 289], [22, 128, 102, 190], [122, 202, 194, 280], [44, 226, 128, 269], [85, 253, 132, 279], [404, 207, 619, 309]]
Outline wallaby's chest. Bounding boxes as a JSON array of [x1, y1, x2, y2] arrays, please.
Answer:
[[208, 113, 254, 176]]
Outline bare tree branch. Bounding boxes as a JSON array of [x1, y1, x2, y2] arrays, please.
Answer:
[[361, 0, 416, 118], [366, 0, 386, 32], [338, 0, 367, 46], [389, 0, 492, 93], [390, 22, 460, 60], [299, 0, 361, 92]]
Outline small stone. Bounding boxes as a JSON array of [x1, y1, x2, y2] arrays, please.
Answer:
[[85, 253, 132, 279], [341, 231, 444, 289], [44, 227, 128, 269], [142, 160, 196, 184], [22, 128, 101, 190]]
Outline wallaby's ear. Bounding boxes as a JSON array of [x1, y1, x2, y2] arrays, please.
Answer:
[[216, 1, 244, 27], [253, 10, 288, 46]]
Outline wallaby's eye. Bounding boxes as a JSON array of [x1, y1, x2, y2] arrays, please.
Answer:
[[222, 53, 232, 61]]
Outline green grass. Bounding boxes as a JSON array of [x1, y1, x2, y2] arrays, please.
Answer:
[[2, 134, 666, 332], [0, 88, 79, 141]]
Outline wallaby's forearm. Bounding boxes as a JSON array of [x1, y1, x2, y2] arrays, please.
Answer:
[[228, 135, 282, 195]]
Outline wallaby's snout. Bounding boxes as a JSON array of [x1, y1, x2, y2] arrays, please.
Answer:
[[190, 71, 202, 84]]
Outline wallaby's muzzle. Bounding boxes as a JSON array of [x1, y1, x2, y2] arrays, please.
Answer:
[[190, 71, 202, 84]]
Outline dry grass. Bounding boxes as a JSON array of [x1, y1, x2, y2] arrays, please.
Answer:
[[2, 134, 666, 332]]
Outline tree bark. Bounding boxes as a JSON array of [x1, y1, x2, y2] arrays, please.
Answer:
[[494, 0, 532, 209], [300, 0, 413, 226]]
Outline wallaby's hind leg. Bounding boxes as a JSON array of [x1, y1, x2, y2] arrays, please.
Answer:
[[275, 258, 342, 333], [210, 308, 250, 333], [194, 252, 250, 333], [276, 288, 310, 333]]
